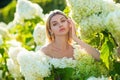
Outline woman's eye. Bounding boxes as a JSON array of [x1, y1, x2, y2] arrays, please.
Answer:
[[61, 20, 66, 22], [53, 23, 57, 26]]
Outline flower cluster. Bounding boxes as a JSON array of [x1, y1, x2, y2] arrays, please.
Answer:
[[7, 45, 108, 80], [67, 0, 120, 44], [87, 76, 108, 80], [106, 9, 120, 45], [67, 0, 115, 23], [7, 47, 26, 79], [17, 50, 51, 80], [7, 47, 77, 80], [0, 35, 3, 46], [6, 39, 22, 47], [0, 26, 10, 38], [49, 57, 76, 68], [33, 24, 46, 47], [0, 22, 7, 28], [72, 46, 109, 79], [73, 44, 88, 60], [14, 0, 44, 23]]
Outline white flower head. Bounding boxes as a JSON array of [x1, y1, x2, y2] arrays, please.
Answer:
[[87, 76, 108, 80], [103, 0, 114, 3], [49, 57, 76, 68], [0, 35, 3, 46], [106, 10, 120, 45], [67, 0, 116, 40], [14, 0, 44, 23], [0, 27, 10, 38], [8, 46, 26, 64], [33, 24, 46, 46], [0, 22, 7, 28], [17, 50, 51, 79], [79, 14, 106, 40], [73, 45, 89, 60], [7, 21, 16, 30], [7, 59, 23, 79], [6, 39, 22, 47]]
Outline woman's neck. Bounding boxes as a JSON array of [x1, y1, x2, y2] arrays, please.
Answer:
[[53, 36, 69, 50]]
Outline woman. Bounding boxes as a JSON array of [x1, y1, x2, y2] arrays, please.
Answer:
[[41, 10, 100, 60]]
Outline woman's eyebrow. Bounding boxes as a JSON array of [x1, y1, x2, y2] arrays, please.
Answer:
[[51, 16, 66, 23], [51, 21, 57, 24], [60, 17, 66, 20]]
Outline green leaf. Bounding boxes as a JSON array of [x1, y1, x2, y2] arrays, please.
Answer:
[[0, 48, 5, 56], [100, 38, 110, 69], [113, 61, 120, 75], [55, 68, 74, 80]]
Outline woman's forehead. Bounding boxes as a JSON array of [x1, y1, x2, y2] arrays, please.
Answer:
[[50, 14, 66, 22]]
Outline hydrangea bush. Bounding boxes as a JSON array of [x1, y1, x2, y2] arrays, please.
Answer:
[[67, 0, 120, 79], [67, 0, 120, 45], [7, 46, 108, 80]]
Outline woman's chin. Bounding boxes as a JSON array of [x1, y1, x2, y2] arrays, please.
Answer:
[[56, 32, 68, 36]]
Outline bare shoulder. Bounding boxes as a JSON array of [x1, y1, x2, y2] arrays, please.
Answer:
[[40, 43, 52, 55]]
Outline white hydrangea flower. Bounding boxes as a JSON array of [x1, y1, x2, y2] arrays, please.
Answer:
[[17, 50, 51, 79], [79, 14, 106, 39], [14, 0, 44, 23], [87, 76, 108, 80], [0, 27, 10, 38], [0, 35, 3, 46], [103, 0, 114, 3], [106, 10, 120, 45], [73, 45, 89, 60], [49, 57, 76, 68], [73, 45, 95, 64], [67, 0, 116, 40], [33, 24, 46, 46], [24, 76, 43, 80], [67, 0, 115, 23], [6, 40, 22, 47], [35, 45, 42, 51], [33, 3, 44, 18], [7, 59, 23, 79], [8, 46, 26, 64], [0, 22, 7, 28], [7, 21, 17, 30]]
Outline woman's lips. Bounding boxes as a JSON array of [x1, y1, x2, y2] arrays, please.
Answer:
[[59, 28, 65, 32]]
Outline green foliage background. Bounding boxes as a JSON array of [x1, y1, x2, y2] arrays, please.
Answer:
[[0, 0, 66, 23]]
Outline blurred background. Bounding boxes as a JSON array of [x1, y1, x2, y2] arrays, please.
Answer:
[[0, 0, 66, 24]]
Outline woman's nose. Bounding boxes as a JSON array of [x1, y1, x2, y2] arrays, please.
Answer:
[[58, 23, 63, 28]]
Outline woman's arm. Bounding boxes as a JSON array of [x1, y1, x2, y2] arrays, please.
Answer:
[[74, 37, 100, 60], [68, 19, 100, 60]]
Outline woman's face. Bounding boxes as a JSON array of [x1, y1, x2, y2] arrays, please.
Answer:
[[50, 14, 70, 36]]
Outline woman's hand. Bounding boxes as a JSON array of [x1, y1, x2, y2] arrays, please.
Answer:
[[67, 19, 78, 41]]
